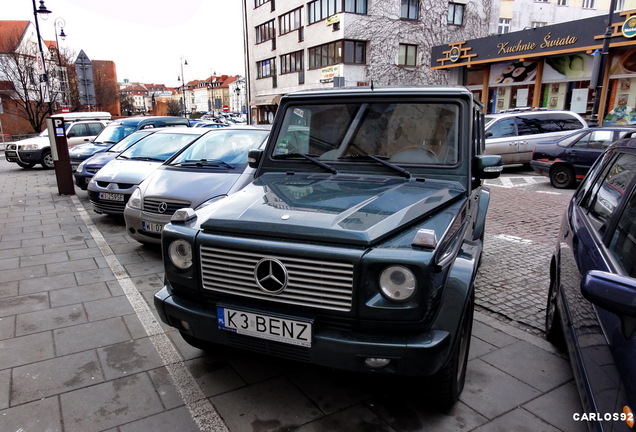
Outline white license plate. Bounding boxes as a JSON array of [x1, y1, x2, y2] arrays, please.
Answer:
[[217, 307, 312, 347], [142, 220, 163, 233], [99, 192, 124, 202]]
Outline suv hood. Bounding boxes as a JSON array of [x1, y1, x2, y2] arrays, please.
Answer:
[[199, 172, 465, 247]]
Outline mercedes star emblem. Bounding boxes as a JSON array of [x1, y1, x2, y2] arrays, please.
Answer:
[[158, 202, 168, 213], [254, 258, 288, 294]]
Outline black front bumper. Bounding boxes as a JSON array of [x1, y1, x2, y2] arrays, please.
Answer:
[[154, 286, 452, 376]]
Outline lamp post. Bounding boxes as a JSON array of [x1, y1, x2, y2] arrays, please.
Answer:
[[53, 17, 67, 107], [590, 0, 618, 125], [178, 57, 188, 118], [32, 0, 52, 114]]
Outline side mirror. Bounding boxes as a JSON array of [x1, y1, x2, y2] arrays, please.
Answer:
[[582, 270, 636, 339], [473, 155, 503, 180], [248, 148, 263, 169]]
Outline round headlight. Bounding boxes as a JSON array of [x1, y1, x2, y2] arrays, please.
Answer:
[[379, 266, 416, 302], [168, 239, 193, 270]]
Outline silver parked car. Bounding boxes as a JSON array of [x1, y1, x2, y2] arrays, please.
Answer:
[[485, 109, 588, 164], [124, 127, 269, 244], [87, 128, 214, 215]]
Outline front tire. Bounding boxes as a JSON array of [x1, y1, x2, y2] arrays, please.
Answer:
[[550, 165, 575, 189], [41, 150, 55, 169], [17, 161, 36, 169], [428, 296, 473, 410]]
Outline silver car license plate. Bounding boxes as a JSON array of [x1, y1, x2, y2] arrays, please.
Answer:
[[217, 307, 312, 347], [142, 220, 163, 233], [99, 192, 124, 202]]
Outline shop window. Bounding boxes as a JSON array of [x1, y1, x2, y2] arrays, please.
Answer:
[[399, 44, 417, 66], [498, 18, 510, 34], [448, 3, 464, 25], [401, 0, 419, 19]]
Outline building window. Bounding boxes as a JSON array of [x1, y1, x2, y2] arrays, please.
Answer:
[[497, 18, 511, 34], [255, 20, 275, 44], [401, 0, 419, 19], [532, 21, 547, 27], [534, 0, 548, 2], [279, 7, 302, 35], [307, 0, 341, 24], [616, 0, 625, 10], [257, 58, 276, 78], [448, 3, 464, 25], [308, 40, 366, 69], [255, 0, 270, 7], [280, 50, 304, 74], [344, 0, 367, 13], [557, 0, 567, 5], [582, 0, 595, 8], [399, 44, 417, 66]]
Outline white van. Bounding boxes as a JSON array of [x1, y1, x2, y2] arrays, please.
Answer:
[[4, 112, 111, 169]]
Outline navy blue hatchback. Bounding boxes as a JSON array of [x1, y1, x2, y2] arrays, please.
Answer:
[[546, 138, 636, 431]]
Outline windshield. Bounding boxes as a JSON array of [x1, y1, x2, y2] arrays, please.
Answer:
[[170, 129, 269, 166], [273, 102, 460, 165], [119, 133, 198, 161], [94, 122, 138, 144], [108, 130, 156, 153]]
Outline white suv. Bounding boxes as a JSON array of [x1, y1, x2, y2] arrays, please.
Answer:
[[485, 109, 588, 165], [4, 112, 110, 169]]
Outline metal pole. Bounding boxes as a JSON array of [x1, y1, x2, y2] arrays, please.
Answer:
[[180, 58, 187, 118], [590, 0, 618, 125], [32, 0, 52, 115], [53, 17, 67, 107]]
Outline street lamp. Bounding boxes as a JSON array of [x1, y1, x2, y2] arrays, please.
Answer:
[[177, 57, 188, 118], [32, 0, 52, 113], [53, 17, 68, 107]]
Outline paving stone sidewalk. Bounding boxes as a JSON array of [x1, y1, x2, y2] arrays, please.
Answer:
[[0, 165, 587, 432]]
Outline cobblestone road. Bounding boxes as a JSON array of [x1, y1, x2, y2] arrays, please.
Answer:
[[477, 173, 575, 335]]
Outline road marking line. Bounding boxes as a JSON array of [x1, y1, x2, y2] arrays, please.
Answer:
[[72, 195, 228, 432], [493, 234, 534, 244]]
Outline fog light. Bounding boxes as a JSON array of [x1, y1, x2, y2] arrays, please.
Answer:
[[365, 357, 391, 369], [180, 320, 190, 331]]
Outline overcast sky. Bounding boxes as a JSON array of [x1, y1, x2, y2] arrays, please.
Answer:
[[5, 0, 246, 87]]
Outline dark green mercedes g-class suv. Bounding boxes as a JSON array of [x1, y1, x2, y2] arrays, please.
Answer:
[[154, 87, 502, 408]]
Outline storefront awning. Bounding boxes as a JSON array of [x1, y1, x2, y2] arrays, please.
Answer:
[[250, 94, 283, 106]]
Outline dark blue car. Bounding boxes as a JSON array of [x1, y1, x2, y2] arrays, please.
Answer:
[[530, 127, 636, 188], [545, 138, 636, 431], [73, 129, 157, 190]]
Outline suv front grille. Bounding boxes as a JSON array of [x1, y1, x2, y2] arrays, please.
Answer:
[[143, 198, 190, 215], [200, 246, 354, 312]]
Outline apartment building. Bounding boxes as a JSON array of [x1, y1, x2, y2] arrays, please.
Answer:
[[493, 0, 636, 34], [243, 0, 492, 123]]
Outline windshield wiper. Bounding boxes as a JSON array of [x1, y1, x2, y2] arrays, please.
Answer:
[[129, 156, 164, 162], [338, 154, 411, 179], [176, 159, 235, 169], [273, 153, 337, 175]]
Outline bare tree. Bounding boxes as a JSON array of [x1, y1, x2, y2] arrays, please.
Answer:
[[119, 94, 135, 116], [0, 31, 61, 132], [166, 99, 181, 116]]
